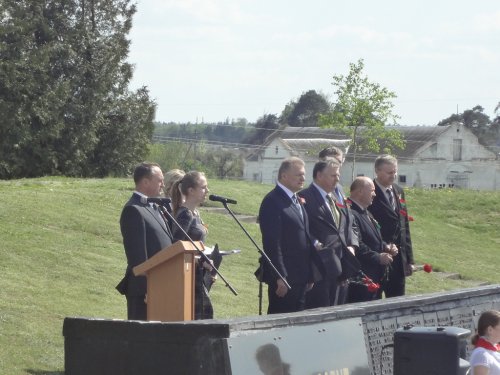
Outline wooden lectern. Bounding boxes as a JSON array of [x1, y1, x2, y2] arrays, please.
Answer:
[[133, 240, 202, 322]]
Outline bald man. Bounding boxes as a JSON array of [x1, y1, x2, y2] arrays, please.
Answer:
[[347, 177, 396, 302]]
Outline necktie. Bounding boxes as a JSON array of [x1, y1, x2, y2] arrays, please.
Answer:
[[386, 188, 395, 210], [292, 194, 303, 220], [326, 194, 340, 226]]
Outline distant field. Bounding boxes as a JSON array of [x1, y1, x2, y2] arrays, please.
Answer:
[[0, 177, 498, 373]]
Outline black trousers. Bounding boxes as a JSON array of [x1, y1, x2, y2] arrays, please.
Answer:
[[382, 255, 405, 297], [305, 277, 338, 308], [126, 295, 147, 321], [267, 283, 307, 314]]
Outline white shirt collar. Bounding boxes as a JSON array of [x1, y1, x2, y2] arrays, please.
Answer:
[[312, 182, 330, 200], [277, 182, 295, 199]]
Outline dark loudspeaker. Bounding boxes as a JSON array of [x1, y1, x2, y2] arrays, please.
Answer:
[[393, 326, 471, 375]]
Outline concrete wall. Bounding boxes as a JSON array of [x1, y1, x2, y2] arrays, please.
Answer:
[[64, 284, 500, 375]]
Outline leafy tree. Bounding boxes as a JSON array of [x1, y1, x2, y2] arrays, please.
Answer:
[[437, 105, 499, 150], [320, 59, 404, 180], [0, 0, 155, 179], [243, 114, 280, 145], [204, 148, 243, 178], [281, 90, 330, 127]]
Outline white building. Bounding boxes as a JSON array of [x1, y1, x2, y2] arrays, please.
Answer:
[[243, 123, 500, 190]]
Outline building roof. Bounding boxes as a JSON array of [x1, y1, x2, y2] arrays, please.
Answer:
[[251, 125, 454, 162], [280, 138, 351, 159]]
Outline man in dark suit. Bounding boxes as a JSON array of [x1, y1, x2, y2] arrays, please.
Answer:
[[117, 162, 174, 320], [347, 177, 396, 302], [258, 157, 321, 314], [368, 155, 414, 297], [299, 158, 359, 308]]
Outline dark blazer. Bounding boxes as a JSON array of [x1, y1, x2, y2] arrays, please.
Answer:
[[299, 184, 359, 280], [118, 193, 173, 296], [349, 200, 387, 283], [368, 182, 414, 274], [258, 185, 317, 285]]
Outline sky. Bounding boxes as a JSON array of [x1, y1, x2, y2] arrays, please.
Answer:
[[127, 0, 500, 126]]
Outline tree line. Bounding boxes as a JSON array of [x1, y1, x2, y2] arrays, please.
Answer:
[[1, 2, 498, 180]]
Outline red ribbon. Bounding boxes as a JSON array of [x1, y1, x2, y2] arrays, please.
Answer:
[[475, 337, 500, 352]]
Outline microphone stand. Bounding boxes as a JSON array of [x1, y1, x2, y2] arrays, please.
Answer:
[[218, 201, 290, 315], [157, 204, 238, 296]]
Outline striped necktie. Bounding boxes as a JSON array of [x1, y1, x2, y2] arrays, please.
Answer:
[[386, 188, 395, 210], [326, 194, 340, 226], [292, 194, 303, 220]]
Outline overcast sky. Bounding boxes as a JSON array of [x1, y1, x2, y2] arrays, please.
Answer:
[[127, 0, 500, 126]]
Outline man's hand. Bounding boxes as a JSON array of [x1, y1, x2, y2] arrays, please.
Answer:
[[275, 278, 289, 297], [385, 243, 399, 256], [379, 253, 393, 265], [202, 259, 214, 271]]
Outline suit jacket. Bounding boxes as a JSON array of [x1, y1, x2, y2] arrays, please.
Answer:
[[368, 182, 414, 274], [118, 193, 173, 296], [258, 185, 319, 285], [349, 200, 387, 283], [299, 184, 359, 280]]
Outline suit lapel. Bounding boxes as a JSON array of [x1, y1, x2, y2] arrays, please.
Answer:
[[275, 186, 305, 228], [310, 185, 338, 230], [374, 183, 398, 219]]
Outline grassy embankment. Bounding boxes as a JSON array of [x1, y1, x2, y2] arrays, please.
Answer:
[[0, 177, 499, 374]]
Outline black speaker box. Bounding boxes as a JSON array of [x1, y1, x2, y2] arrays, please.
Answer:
[[393, 326, 471, 375]]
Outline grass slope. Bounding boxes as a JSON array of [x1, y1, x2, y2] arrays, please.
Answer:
[[0, 178, 498, 374]]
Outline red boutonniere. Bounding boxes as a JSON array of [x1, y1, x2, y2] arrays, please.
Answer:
[[298, 197, 306, 205], [336, 202, 346, 209], [345, 198, 353, 208], [399, 209, 415, 221]]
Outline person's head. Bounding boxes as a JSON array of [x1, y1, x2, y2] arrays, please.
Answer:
[[350, 176, 376, 209], [318, 146, 344, 165], [133, 162, 164, 197], [374, 154, 398, 187], [256, 343, 290, 375], [278, 157, 306, 193], [312, 158, 340, 194], [472, 310, 500, 345], [163, 169, 185, 198], [172, 171, 208, 213]]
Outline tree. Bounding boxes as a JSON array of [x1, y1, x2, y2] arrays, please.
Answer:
[[281, 90, 330, 127], [0, 0, 155, 179], [437, 105, 499, 150], [243, 114, 280, 145], [320, 59, 404, 180]]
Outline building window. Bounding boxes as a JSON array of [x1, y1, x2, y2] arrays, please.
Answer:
[[275, 146, 279, 154], [453, 139, 462, 161], [399, 175, 407, 183], [356, 173, 365, 177]]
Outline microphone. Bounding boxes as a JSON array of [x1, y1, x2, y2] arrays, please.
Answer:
[[209, 194, 237, 205], [140, 197, 172, 206]]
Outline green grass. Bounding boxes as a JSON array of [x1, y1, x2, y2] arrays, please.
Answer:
[[0, 178, 499, 373]]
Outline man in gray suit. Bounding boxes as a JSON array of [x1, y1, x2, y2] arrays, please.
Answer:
[[117, 162, 173, 320]]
